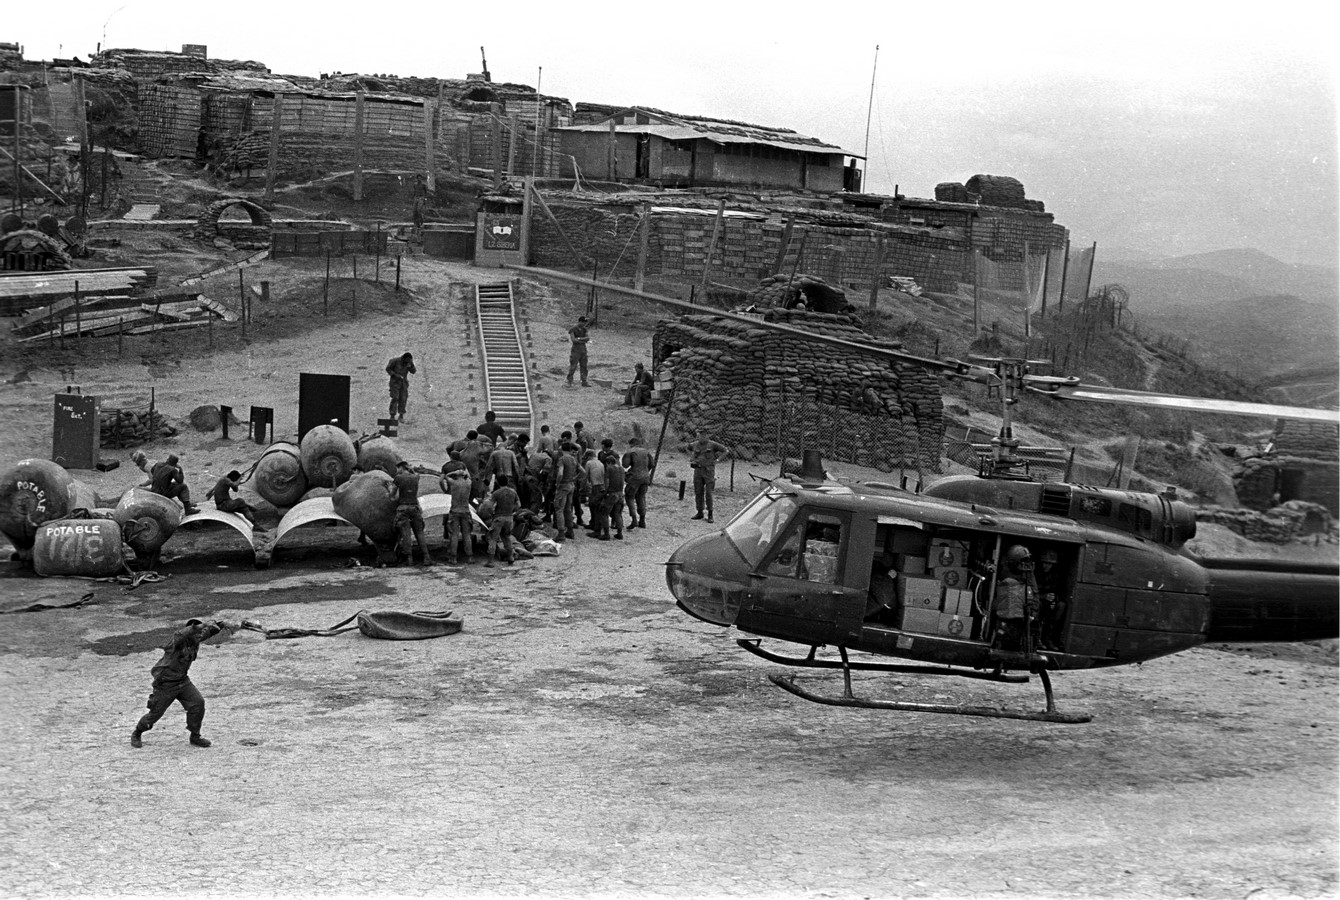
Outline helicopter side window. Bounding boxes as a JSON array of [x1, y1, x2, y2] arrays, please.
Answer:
[[764, 513, 844, 583]]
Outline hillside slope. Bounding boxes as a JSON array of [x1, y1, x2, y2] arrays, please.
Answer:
[[1092, 250, 1338, 382]]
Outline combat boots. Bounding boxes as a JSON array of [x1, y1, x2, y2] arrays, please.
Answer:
[[189, 733, 212, 748], [130, 729, 144, 748]]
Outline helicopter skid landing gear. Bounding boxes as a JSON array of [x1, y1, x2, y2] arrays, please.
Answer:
[[761, 644, 1092, 724]]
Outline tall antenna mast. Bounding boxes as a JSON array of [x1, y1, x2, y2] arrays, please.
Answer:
[[863, 45, 879, 190]]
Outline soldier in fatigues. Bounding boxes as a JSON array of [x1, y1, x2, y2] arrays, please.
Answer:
[[567, 316, 591, 386], [131, 618, 235, 748], [684, 429, 730, 523], [992, 545, 1039, 652], [392, 460, 434, 567], [386, 352, 416, 422]]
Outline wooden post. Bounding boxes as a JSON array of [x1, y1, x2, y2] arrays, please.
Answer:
[[507, 111, 519, 177], [13, 86, 23, 215], [352, 254, 358, 280], [1057, 237, 1071, 316], [353, 89, 365, 202], [261, 280, 270, 311], [698, 198, 725, 299], [323, 251, 330, 315], [651, 384, 676, 477], [772, 218, 793, 275], [395, 254, 401, 292], [100, 146, 108, 208], [375, 223, 382, 283], [1082, 241, 1097, 303], [868, 232, 885, 312], [634, 203, 650, 292], [265, 93, 283, 203], [118, 317, 124, 356], [972, 249, 981, 333], [423, 99, 436, 194], [208, 307, 213, 348], [490, 102, 503, 189], [239, 270, 246, 338], [74, 282, 81, 340], [607, 117, 617, 180], [351, 287, 357, 318]]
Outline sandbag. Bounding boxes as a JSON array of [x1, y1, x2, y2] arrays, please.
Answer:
[[357, 610, 462, 640], [112, 488, 182, 555], [300, 425, 357, 489], [33, 518, 126, 577], [0, 458, 78, 550], [356, 437, 400, 477], [254, 441, 308, 508], [331, 470, 397, 542]]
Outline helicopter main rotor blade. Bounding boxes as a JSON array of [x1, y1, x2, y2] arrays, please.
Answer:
[[1026, 378, 1339, 423]]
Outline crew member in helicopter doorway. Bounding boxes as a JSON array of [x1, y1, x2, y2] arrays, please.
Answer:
[[992, 545, 1039, 653]]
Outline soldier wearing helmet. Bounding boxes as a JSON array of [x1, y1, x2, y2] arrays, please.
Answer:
[[992, 544, 1039, 652], [1035, 547, 1067, 649]]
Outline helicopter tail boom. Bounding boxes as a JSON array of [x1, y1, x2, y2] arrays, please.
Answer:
[[1199, 557, 1340, 643]]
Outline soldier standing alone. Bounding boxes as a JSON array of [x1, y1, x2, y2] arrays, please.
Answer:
[[567, 315, 591, 387], [386, 352, 416, 422], [684, 429, 730, 523]]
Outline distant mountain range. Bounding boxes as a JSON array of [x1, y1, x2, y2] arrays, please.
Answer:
[[1091, 248, 1338, 389]]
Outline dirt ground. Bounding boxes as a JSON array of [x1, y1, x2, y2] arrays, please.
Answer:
[[0, 237, 1337, 898]]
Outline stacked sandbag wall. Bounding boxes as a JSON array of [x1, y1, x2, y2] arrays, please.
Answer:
[[100, 409, 178, 449], [526, 202, 977, 294], [652, 312, 943, 472], [1196, 503, 1337, 544]]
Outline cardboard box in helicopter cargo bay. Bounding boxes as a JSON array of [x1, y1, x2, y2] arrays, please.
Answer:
[[899, 607, 973, 638], [894, 554, 927, 575], [935, 566, 970, 589], [944, 587, 975, 617], [898, 575, 943, 610], [929, 539, 967, 569]]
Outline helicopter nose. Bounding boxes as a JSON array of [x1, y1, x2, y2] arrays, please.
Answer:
[[665, 532, 749, 627]]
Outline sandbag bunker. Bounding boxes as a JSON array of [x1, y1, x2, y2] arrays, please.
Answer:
[[1, 427, 484, 574]]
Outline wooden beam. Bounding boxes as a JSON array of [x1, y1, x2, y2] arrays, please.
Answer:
[[353, 89, 365, 202], [265, 93, 283, 202]]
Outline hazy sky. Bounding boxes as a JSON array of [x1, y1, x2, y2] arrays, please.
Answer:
[[9, 1, 1339, 266]]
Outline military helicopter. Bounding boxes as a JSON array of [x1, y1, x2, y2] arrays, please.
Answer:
[[665, 354, 1339, 724]]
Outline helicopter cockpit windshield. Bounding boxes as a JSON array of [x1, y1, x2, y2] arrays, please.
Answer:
[[724, 487, 799, 568]]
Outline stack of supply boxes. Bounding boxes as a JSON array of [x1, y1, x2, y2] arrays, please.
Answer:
[[896, 536, 976, 638]]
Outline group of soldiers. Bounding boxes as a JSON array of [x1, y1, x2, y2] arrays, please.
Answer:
[[388, 413, 665, 568]]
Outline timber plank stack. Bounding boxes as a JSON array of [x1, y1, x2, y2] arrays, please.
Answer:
[[652, 311, 944, 472], [0, 267, 159, 316], [11, 292, 237, 342]]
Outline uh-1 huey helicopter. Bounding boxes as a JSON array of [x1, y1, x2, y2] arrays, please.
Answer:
[[664, 348, 1340, 724]]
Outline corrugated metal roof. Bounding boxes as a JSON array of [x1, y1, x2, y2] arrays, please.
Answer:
[[557, 115, 863, 159]]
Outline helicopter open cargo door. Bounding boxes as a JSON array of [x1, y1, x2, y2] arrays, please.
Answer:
[[735, 508, 866, 645]]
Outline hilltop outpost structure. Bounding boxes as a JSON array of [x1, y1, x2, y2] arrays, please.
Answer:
[[557, 105, 863, 192]]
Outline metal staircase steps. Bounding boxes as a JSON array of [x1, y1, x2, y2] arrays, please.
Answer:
[[475, 281, 535, 439]]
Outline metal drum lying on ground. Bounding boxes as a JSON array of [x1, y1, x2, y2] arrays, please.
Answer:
[[253, 441, 308, 508], [356, 438, 401, 477], [112, 488, 183, 556], [0, 458, 78, 552], [300, 425, 357, 490], [32, 518, 126, 577], [331, 470, 398, 543]]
